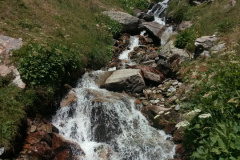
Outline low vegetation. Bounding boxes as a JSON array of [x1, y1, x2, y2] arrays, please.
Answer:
[[0, 0, 149, 156], [168, 0, 240, 159]]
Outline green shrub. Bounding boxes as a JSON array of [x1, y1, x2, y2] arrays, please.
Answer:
[[107, 19, 122, 38], [183, 53, 240, 159], [15, 43, 85, 86], [217, 20, 235, 33], [175, 27, 197, 52]]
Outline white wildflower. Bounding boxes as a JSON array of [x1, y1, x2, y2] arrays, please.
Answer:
[[158, 111, 164, 115], [198, 113, 211, 119], [176, 120, 190, 129], [154, 115, 160, 119]]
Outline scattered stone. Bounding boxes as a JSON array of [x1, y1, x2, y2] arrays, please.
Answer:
[[137, 12, 154, 22], [142, 22, 166, 40], [102, 69, 145, 93], [103, 11, 139, 32], [175, 104, 181, 111]]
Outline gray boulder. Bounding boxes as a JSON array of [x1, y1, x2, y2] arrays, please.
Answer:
[[142, 22, 166, 39], [101, 69, 145, 93], [160, 40, 192, 62], [194, 36, 218, 49], [137, 12, 154, 22], [103, 11, 139, 32]]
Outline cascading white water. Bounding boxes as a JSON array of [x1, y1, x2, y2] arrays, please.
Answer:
[[52, 71, 175, 160], [147, 0, 176, 46]]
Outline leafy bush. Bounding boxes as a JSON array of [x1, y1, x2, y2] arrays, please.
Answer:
[[107, 19, 122, 38], [15, 43, 85, 86], [182, 53, 240, 159], [175, 27, 197, 52]]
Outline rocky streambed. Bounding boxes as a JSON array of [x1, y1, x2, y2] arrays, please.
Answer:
[[15, 1, 226, 160]]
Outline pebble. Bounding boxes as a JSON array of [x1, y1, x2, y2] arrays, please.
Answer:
[[167, 87, 176, 93], [175, 104, 181, 111], [160, 98, 165, 102], [153, 90, 157, 94], [157, 90, 162, 93], [172, 81, 179, 86], [150, 99, 160, 104]]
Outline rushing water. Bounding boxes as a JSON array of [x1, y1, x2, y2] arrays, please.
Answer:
[[52, 71, 175, 160], [52, 2, 176, 160]]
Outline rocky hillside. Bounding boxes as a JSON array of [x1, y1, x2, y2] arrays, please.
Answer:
[[0, 0, 240, 159]]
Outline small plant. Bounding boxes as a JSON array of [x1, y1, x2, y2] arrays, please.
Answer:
[[15, 43, 84, 86], [217, 20, 235, 33], [107, 19, 122, 38], [175, 27, 197, 52]]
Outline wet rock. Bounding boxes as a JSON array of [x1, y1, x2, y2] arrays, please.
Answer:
[[52, 133, 85, 157], [54, 149, 72, 160], [137, 12, 154, 22], [102, 69, 145, 93], [103, 11, 139, 32], [142, 22, 166, 40], [60, 90, 77, 107]]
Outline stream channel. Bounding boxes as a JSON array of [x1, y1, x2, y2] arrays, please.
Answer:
[[52, 1, 176, 159]]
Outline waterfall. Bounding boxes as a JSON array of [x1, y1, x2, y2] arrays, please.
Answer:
[[52, 71, 175, 160], [148, 0, 169, 18]]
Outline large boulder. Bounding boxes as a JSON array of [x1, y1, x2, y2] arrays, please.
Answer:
[[132, 65, 165, 83], [137, 12, 154, 22], [0, 35, 25, 88], [195, 36, 218, 49], [103, 11, 139, 33], [142, 22, 166, 40], [194, 35, 218, 57], [101, 69, 145, 93], [159, 40, 192, 62]]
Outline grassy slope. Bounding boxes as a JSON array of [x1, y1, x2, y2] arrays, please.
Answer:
[[168, 0, 240, 159], [0, 0, 150, 156]]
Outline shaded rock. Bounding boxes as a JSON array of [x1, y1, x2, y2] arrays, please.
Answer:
[[137, 12, 154, 22], [142, 22, 166, 40], [159, 40, 191, 62], [173, 127, 184, 143], [26, 131, 52, 146], [132, 65, 165, 83], [23, 142, 55, 160], [102, 69, 145, 93], [175, 143, 184, 155], [164, 122, 177, 135], [103, 11, 139, 32], [52, 133, 85, 157], [54, 149, 72, 160], [195, 36, 218, 49], [194, 36, 218, 57]]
